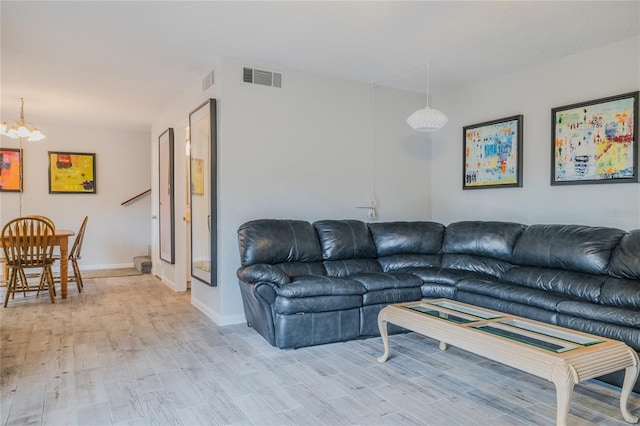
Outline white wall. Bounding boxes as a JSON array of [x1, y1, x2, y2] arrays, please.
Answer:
[[431, 36, 640, 231], [150, 56, 430, 325], [0, 121, 151, 268], [150, 58, 222, 298], [218, 58, 429, 323]]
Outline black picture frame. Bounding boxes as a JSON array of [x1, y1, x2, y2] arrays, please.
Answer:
[[158, 128, 175, 264], [551, 91, 639, 185], [189, 99, 217, 286], [463, 115, 523, 189], [48, 151, 96, 194], [0, 148, 23, 192]]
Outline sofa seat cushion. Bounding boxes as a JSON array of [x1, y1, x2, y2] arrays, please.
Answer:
[[377, 254, 442, 272], [456, 279, 572, 311], [421, 283, 457, 299], [556, 301, 640, 328], [442, 254, 514, 279], [275, 261, 326, 278], [405, 266, 498, 286], [555, 314, 640, 352], [348, 272, 422, 291], [455, 292, 558, 324], [502, 266, 604, 303], [276, 275, 366, 298], [600, 277, 640, 309]]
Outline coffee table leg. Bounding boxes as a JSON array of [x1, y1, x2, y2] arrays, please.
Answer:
[[377, 312, 390, 363], [551, 364, 578, 426], [620, 350, 639, 423]]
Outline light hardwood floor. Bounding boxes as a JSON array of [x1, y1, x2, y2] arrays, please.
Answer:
[[1, 274, 638, 425]]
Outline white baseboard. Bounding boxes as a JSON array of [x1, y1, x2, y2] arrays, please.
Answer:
[[190, 298, 246, 326]]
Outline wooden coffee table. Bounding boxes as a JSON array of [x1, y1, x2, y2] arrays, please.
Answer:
[[377, 299, 639, 426]]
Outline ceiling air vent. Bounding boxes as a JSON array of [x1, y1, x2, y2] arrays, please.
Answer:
[[202, 70, 214, 91], [242, 67, 282, 88]]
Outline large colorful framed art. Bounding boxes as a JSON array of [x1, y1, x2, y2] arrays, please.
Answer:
[[552, 92, 638, 185]]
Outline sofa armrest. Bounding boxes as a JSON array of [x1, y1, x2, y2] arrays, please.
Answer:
[[237, 264, 291, 286]]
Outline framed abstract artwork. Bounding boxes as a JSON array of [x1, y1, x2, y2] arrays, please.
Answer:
[[158, 128, 175, 264], [48, 151, 96, 194], [0, 148, 23, 192], [463, 115, 523, 189], [552, 92, 638, 185], [189, 99, 217, 286]]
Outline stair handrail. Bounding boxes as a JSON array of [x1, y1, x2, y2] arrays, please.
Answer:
[[121, 189, 151, 206]]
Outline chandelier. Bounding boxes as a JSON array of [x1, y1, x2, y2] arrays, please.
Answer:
[[407, 62, 448, 132], [0, 98, 46, 141]]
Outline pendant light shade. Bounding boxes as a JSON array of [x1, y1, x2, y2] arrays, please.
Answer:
[[406, 107, 449, 132], [407, 62, 448, 132]]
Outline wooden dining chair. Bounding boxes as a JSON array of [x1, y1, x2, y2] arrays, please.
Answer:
[[1, 216, 57, 307], [53, 216, 88, 292], [68, 216, 88, 291]]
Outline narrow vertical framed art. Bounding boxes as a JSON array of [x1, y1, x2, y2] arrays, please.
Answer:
[[552, 91, 639, 185], [158, 128, 175, 264], [463, 115, 523, 189], [0, 148, 23, 192]]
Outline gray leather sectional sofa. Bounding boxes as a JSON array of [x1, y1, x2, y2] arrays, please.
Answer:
[[237, 219, 640, 392]]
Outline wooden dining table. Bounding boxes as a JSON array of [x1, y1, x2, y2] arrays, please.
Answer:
[[1, 229, 75, 299]]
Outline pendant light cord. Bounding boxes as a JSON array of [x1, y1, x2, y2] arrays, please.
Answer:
[[369, 83, 377, 220], [426, 61, 431, 108]]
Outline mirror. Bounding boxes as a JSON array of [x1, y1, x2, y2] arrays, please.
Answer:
[[158, 128, 175, 264], [189, 99, 217, 286]]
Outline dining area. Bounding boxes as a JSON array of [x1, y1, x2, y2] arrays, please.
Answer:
[[1, 215, 88, 306]]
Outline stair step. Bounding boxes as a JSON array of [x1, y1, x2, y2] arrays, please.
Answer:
[[133, 256, 152, 274]]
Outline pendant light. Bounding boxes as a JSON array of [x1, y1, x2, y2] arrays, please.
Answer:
[[407, 62, 448, 132], [0, 98, 46, 141]]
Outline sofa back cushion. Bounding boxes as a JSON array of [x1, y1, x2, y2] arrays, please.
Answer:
[[512, 224, 626, 275], [238, 219, 323, 266], [609, 230, 640, 279], [368, 221, 445, 256], [314, 220, 377, 260], [368, 221, 444, 271], [443, 221, 526, 262]]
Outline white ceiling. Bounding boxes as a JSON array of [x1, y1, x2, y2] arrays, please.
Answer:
[[2, 1, 639, 131]]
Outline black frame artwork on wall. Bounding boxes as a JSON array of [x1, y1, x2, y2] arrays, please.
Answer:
[[462, 115, 523, 190], [0, 148, 23, 192], [48, 151, 96, 194], [551, 91, 639, 186]]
